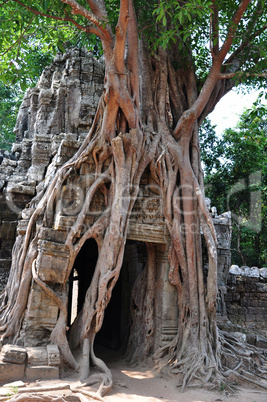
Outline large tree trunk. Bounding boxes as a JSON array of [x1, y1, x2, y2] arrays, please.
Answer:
[[1, 0, 267, 397]]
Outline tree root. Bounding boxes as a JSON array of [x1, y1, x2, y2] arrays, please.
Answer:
[[70, 379, 106, 401], [154, 328, 267, 393], [7, 395, 68, 401]]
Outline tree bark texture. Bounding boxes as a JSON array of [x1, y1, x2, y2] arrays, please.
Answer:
[[0, 0, 266, 396]]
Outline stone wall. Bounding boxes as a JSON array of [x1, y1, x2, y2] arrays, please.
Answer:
[[226, 266, 267, 331]]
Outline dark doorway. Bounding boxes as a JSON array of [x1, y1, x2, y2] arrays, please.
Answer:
[[67, 238, 98, 326], [95, 241, 147, 355]]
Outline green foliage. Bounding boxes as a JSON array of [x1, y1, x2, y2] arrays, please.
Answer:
[[152, 0, 267, 85], [0, 0, 266, 89], [200, 96, 267, 266], [0, 1, 103, 86], [0, 0, 103, 150], [0, 82, 23, 150], [153, 0, 212, 46], [199, 119, 224, 175]]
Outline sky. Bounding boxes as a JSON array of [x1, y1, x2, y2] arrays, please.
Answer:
[[209, 88, 266, 136]]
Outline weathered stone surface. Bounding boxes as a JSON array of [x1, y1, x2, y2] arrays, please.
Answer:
[[260, 267, 267, 279], [0, 360, 25, 385], [2, 345, 27, 364], [36, 240, 70, 284], [229, 265, 243, 275], [47, 345, 60, 366], [245, 266, 260, 277], [25, 366, 59, 381], [26, 347, 48, 366], [22, 283, 59, 346]]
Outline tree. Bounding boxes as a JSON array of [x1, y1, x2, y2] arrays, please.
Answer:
[[200, 97, 267, 266], [0, 0, 267, 397]]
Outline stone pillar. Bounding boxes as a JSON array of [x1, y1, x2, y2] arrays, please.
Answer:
[[154, 243, 178, 351], [213, 212, 232, 318]]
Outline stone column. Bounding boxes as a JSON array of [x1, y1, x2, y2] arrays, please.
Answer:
[[154, 243, 178, 351]]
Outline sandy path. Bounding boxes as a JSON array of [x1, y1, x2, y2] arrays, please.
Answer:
[[105, 359, 267, 402]]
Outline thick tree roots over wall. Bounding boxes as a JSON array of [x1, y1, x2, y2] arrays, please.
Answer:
[[0, 0, 267, 398]]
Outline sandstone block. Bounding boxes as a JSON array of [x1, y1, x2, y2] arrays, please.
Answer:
[[47, 345, 60, 366], [260, 267, 267, 279], [0, 361, 25, 385], [2, 345, 27, 364], [229, 265, 243, 275], [25, 365, 59, 381], [26, 347, 48, 366]]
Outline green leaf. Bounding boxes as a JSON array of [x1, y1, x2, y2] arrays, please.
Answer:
[[57, 40, 65, 53]]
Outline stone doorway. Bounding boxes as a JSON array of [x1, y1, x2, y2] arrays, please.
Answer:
[[67, 239, 148, 356], [67, 238, 98, 326], [95, 241, 147, 355]]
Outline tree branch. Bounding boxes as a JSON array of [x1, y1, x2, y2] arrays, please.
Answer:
[[85, 0, 108, 20], [114, 0, 129, 73], [173, 0, 252, 140], [219, 71, 267, 79], [63, 10, 102, 36], [173, 63, 220, 140], [61, 0, 111, 40], [126, 0, 139, 110], [10, 0, 103, 37], [12, 0, 70, 22], [210, 0, 219, 57], [223, 23, 267, 70], [1, 14, 35, 56], [217, 0, 251, 63]]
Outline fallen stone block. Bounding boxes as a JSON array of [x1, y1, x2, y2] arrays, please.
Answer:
[[2, 345, 27, 364]]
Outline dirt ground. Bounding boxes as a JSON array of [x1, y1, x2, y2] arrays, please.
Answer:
[[105, 359, 267, 402], [1, 354, 267, 402]]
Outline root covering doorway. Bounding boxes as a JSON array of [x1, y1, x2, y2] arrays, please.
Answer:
[[95, 240, 147, 356]]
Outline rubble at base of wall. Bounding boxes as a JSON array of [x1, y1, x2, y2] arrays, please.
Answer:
[[0, 344, 60, 385]]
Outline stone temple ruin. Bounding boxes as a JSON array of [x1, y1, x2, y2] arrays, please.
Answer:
[[0, 49, 266, 383]]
